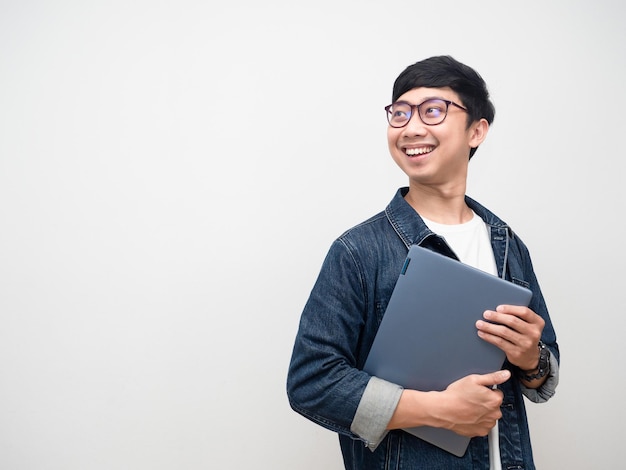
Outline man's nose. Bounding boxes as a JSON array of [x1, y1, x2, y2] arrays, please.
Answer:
[[402, 112, 427, 136]]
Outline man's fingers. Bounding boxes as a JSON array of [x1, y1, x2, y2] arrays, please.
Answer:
[[475, 369, 511, 387]]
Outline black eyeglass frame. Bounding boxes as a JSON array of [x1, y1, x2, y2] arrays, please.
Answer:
[[384, 99, 468, 127]]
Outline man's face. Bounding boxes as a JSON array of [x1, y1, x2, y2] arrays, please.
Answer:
[[387, 87, 487, 188]]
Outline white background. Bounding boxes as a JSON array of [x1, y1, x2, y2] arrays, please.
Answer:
[[1, 1, 624, 468]]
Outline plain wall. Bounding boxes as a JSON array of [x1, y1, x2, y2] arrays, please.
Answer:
[[1, 1, 624, 468]]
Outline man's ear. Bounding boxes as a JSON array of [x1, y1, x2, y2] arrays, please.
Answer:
[[468, 118, 489, 148]]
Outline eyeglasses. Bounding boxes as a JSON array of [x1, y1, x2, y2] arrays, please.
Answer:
[[384, 98, 468, 127]]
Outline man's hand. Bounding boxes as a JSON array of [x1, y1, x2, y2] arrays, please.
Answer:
[[387, 370, 511, 437], [439, 370, 510, 437], [476, 305, 545, 371]]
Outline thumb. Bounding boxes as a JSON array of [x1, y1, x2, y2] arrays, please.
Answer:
[[476, 369, 511, 387]]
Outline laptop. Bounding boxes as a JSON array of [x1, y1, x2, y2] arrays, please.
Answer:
[[363, 245, 532, 457]]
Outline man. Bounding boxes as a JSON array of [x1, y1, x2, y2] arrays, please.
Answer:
[[287, 55, 559, 470]]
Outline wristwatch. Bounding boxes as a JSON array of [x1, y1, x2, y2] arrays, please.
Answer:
[[519, 341, 551, 381]]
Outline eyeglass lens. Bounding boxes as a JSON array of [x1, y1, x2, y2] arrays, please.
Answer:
[[387, 99, 449, 127]]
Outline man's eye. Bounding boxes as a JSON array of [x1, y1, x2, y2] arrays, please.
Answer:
[[424, 107, 443, 117]]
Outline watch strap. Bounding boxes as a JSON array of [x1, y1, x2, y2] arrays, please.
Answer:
[[519, 341, 550, 381]]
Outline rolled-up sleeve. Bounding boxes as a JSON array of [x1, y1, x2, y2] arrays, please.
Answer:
[[350, 376, 403, 451], [520, 353, 559, 403]]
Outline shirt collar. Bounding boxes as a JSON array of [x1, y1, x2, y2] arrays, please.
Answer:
[[385, 187, 513, 248]]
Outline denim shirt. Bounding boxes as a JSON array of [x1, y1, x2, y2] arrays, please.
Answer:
[[287, 188, 560, 470]]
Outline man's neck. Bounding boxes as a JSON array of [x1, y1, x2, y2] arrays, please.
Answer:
[[403, 182, 472, 225]]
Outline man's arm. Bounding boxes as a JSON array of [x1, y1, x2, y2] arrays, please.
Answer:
[[387, 370, 511, 436]]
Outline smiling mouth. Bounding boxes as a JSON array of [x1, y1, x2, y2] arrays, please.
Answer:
[[405, 146, 435, 156]]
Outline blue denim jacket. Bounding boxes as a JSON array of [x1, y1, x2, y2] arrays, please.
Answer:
[[287, 188, 560, 470]]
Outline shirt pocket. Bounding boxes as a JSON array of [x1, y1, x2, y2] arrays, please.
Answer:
[[511, 277, 530, 290]]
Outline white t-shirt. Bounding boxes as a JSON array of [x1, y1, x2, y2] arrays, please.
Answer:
[[421, 211, 502, 470]]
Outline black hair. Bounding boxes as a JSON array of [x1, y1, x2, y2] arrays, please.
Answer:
[[392, 56, 495, 158]]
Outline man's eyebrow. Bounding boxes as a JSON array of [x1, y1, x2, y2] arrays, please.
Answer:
[[396, 96, 448, 104], [420, 96, 449, 102]]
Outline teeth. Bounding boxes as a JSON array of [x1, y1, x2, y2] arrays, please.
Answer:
[[405, 147, 434, 156]]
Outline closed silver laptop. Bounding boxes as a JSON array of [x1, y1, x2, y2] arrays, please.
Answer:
[[363, 245, 532, 457]]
